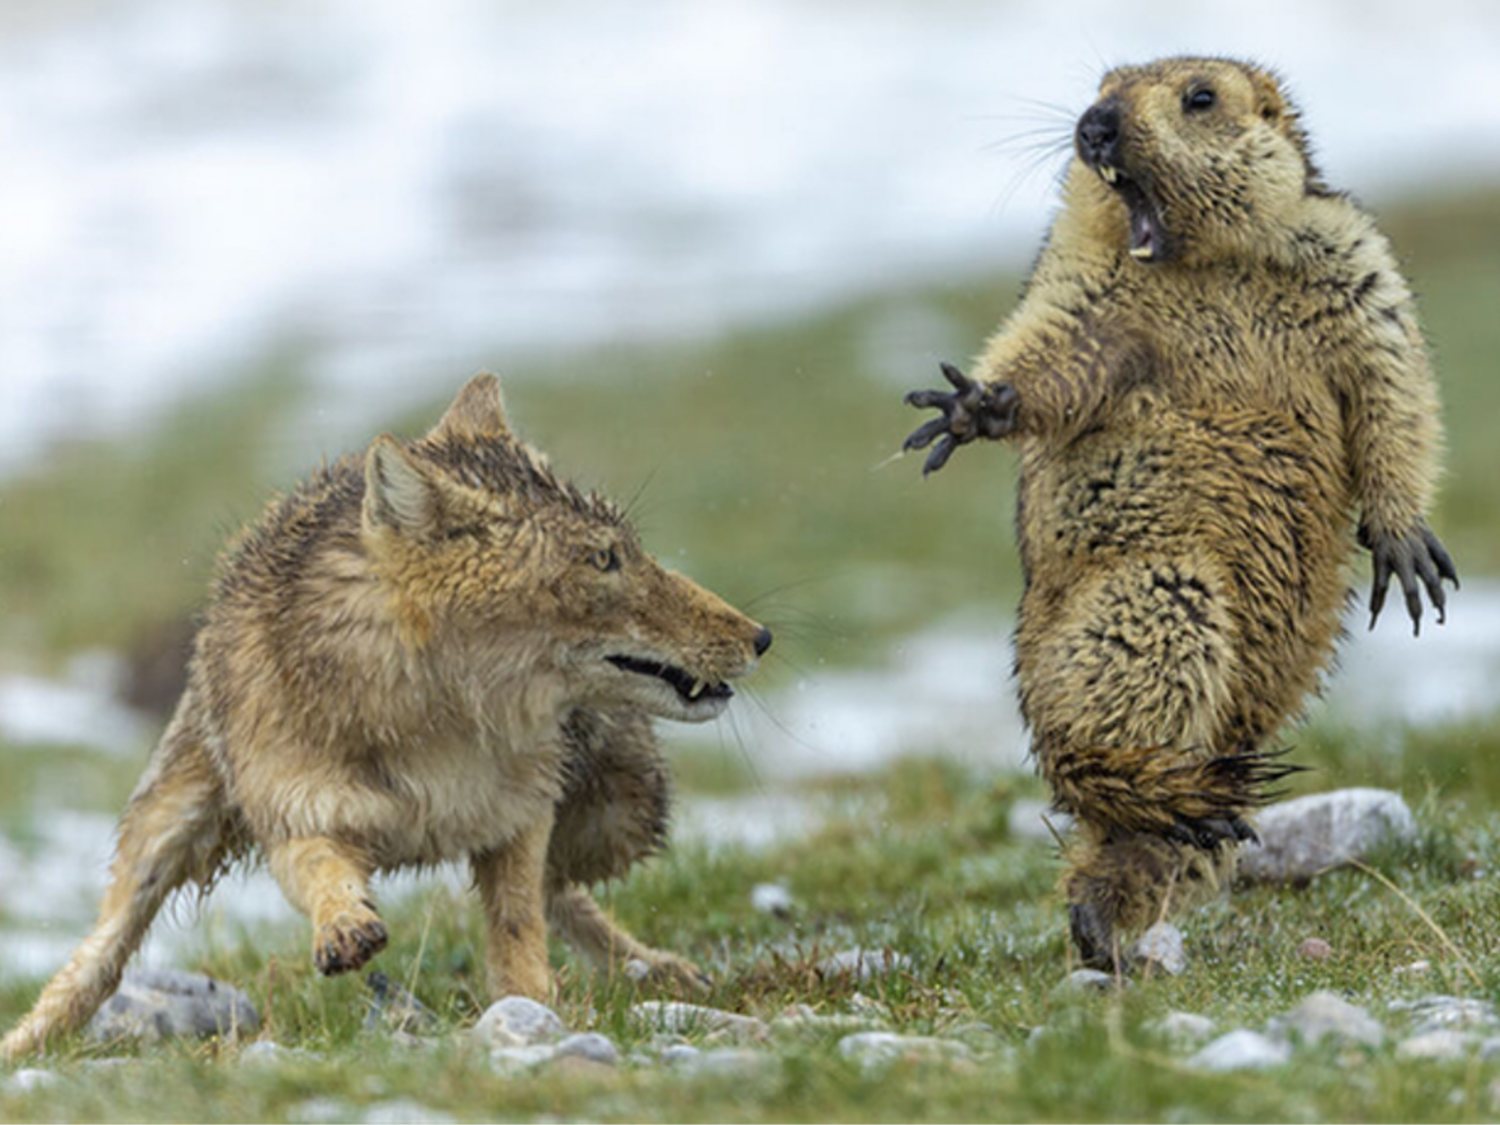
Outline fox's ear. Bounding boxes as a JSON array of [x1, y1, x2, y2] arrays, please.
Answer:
[[364, 436, 440, 536], [427, 373, 511, 442]]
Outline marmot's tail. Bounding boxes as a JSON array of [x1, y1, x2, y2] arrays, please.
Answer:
[[1, 713, 230, 1061]]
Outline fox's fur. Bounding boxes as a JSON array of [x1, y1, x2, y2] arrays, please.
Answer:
[[905, 58, 1455, 967], [3, 374, 769, 1059]]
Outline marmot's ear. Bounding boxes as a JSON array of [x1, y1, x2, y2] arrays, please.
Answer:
[[364, 435, 441, 536], [427, 373, 512, 442]]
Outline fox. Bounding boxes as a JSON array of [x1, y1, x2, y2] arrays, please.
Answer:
[[2, 373, 771, 1059]]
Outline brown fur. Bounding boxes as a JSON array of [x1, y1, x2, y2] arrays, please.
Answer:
[[905, 58, 1455, 967], [2, 374, 769, 1059]]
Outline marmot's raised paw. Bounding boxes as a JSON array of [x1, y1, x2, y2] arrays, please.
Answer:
[[1360, 522, 1459, 635], [903, 362, 1019, 475]]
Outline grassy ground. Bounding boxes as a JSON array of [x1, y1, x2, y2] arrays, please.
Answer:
[[2, 725, 1500, 1121], [0, 188, 1498, 1120]]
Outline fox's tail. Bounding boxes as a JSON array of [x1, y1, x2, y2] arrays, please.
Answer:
[[1, 707, 231, 1061]]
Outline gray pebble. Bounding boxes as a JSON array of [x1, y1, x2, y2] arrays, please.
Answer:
[[361, 1097, 456, 1124], [86, 967, 259, 1046], [659, 1043, 703, 1066], [815, 947, 913, 982], [1390, 995, 1500, 1036], [1238, 788, 1416, 884], [4, 1068, 61, 1094], [1188, 1029, 1291, 1072], [681, 1047, 773, 1076], [1275, 990, 1384, 1048], [471, 995, 566, 1047], [837, 1031, 973, 1070], [1129, 922, 1187, 976], [1396, 1030, 1475, 1061], [630, 1001, 768, 1042], [554, 1032, 620, 1066], [1147, 1011, 1217, 1047]]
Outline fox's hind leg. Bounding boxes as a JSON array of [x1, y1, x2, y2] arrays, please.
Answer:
[[265, 838, 386, 976], [547, 886, 708, 994], [1, 708, 230, 1060]]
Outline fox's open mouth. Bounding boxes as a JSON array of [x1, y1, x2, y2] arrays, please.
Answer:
[[1096, 164, 1168, 263], [605, 655, 733, 704]]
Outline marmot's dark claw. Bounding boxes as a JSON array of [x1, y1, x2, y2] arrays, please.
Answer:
[[1362, 522, 1459, 635], [901, 362, 1020, 475]]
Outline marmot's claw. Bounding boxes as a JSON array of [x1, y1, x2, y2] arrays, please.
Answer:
[[901, 362, 1019, 475], [1169, 812, 1253, 851], [1362, 522, 1459, 635]]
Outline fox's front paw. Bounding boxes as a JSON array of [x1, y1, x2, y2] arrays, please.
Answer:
[[1359, 521, 1459, 635], [314, 900, 389, 976], [903, 362, 1019, 475], [624, 951, 712, 996]]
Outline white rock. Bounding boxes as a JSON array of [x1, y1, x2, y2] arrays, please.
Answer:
[[750, 882, 795, 917], [361, 1098, 456, 1124], [1007, 798, 1073, 843], [1148, 1012, 1217, 1047], [1053, 968, 1119, 994], [471, 995, 566, 1047], [630, 1001, 768, 1041], [1276, 991, 1384, 1048], [1390, 995, 1500, 1036], [4, 1068, 61, 1094], [488, 1044, 559, 1074], [837, 1031, 972, 1070], [815, 948, 912, 982], [680, 1047, 773, 1076], [554, 1032, 620, 1066], [1238, 788, 1416, 883], [659, 1043, 702, 1066], [86, 967, 260, 1045], [1129, 923, 1187, 976], [1396, 1029, 1475, 1060], [1188, 1030, 1292, 1072]]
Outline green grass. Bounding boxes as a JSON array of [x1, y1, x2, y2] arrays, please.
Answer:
[[4, 728, 1500, 1121]]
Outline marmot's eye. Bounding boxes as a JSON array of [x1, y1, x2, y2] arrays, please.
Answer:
[[1184, 87, 1216, 113], [590, 547, 621, 573]]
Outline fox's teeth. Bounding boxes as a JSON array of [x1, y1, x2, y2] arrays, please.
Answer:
[[1099, 165, 1118, 185], [1129, 245, 1154, 260], [688, 680, 705, 699]]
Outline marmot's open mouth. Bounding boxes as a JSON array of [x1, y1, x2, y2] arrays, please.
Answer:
[[606, 655, 733, 704], [1097, 165, 1167, 263]]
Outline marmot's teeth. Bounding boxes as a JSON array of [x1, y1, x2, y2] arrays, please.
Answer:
[[1128, 245, 1154, 260], [1099, 165, 1118, 185], [688, 679, 705, 699]]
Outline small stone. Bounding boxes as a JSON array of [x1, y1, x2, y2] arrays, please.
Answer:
[[1148, 1012, 1217, 1047], [4, 1068, 61, 1094], [554, 1032, 620, 1066], [86, 967, 260, 1046], [1129, 922, 1187, 976], [361, 1098, 456, 1124], [287, 1097, 356, 1124], [1007, 798, 1073, 843], [488, 1044, 559, 1074], [683, 1047, 773, 1076], [1053, 968, 1120, 994], [630, 1001, 768, 1042], [1188, 1029, 1292, 1072], [750, 883, 795, 917], [1297, 937, 1333, 960], [659, 1043, 702, 1066], [364, 971, 439, 1035], [837, 1031, 973, 1070], [1396, 1029, 1475, 1060], [1237, 788, 1416, 884], [1390, 995, 1500, 1036], [1276, 991, 1384, 1048], [815, 948, 913, 982], [471, 995, 566, 1047]]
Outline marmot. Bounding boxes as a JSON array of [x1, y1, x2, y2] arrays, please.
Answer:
[[904, 57, 1457, 968]]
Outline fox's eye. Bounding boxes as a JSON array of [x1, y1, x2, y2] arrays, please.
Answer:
[[1183, 87, 1216, 113], [590, 547, 621, 573]]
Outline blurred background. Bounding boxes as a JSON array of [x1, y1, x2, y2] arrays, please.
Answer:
[[0, 0, 1497, 977]]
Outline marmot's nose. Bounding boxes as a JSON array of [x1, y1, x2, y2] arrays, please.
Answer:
[[1076, 100, 1121, 165], [752, 626, 773, 657]]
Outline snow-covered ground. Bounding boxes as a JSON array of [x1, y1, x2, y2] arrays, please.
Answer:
[[2, 0, 1499, 470]]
